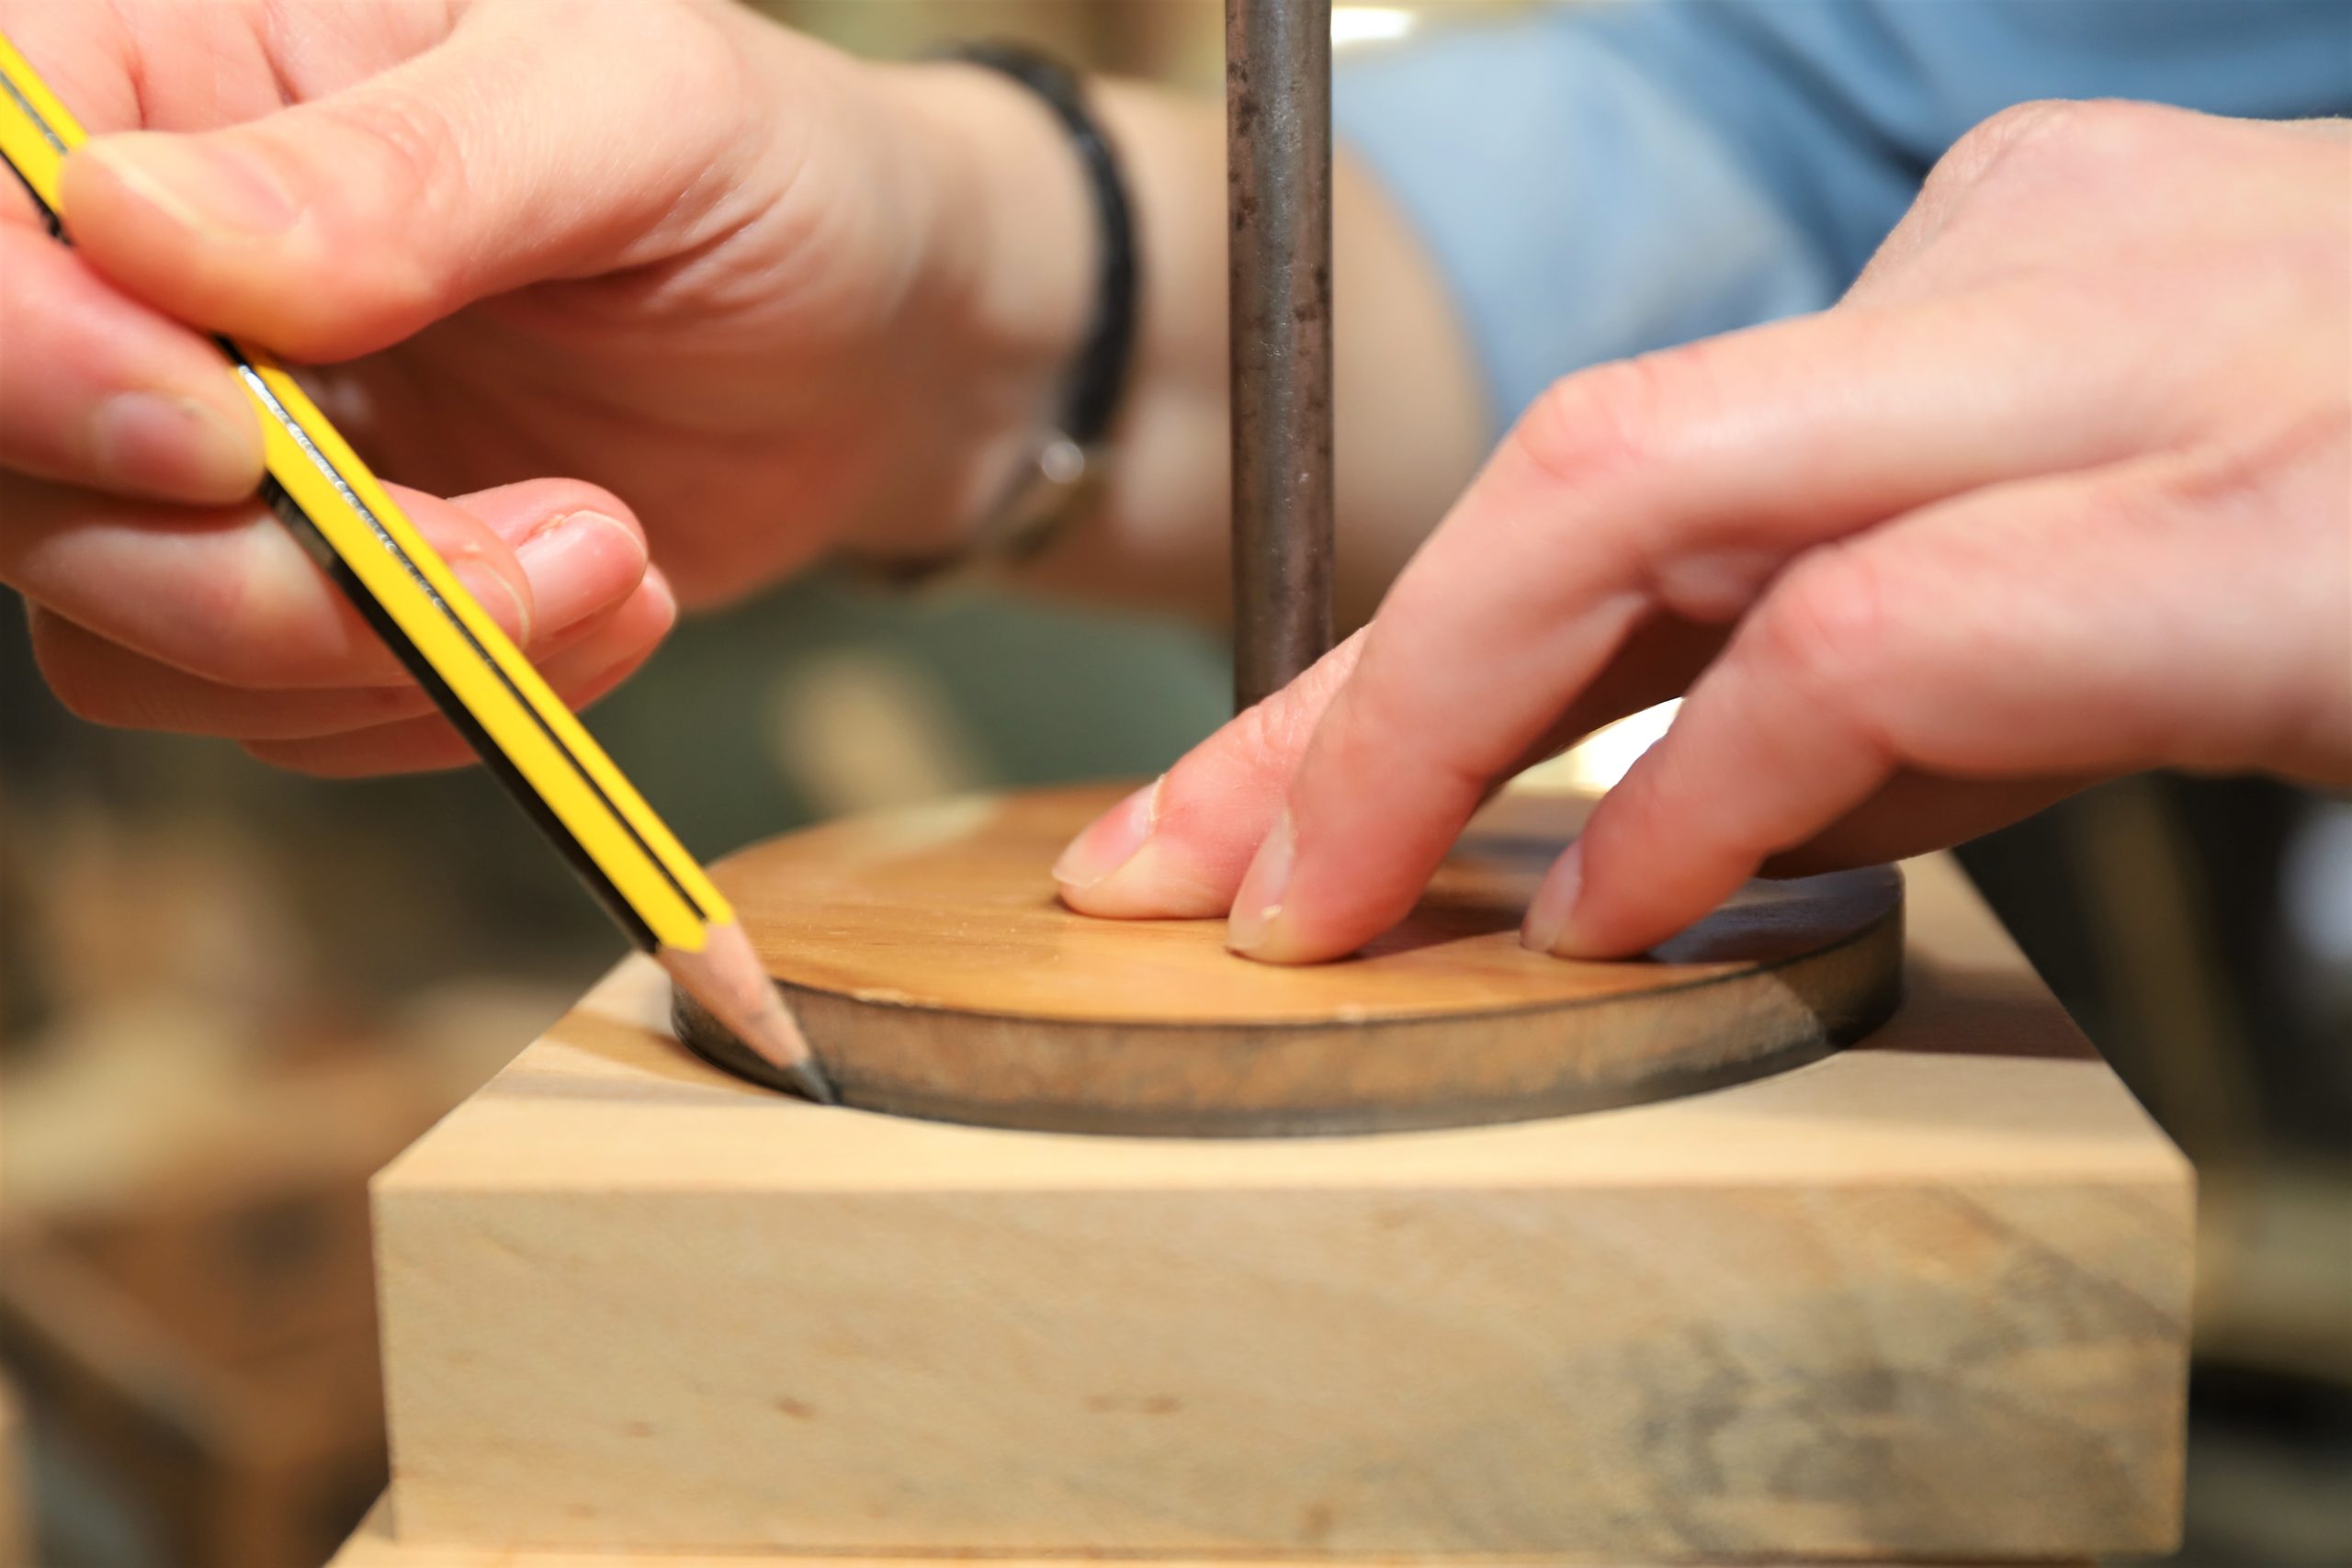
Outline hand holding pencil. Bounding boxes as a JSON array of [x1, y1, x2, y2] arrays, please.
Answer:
[[0, 0, 1090, 771], [0, 20, 837, 1099]]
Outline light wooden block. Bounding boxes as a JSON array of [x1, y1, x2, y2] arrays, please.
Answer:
[[327, 1498, 2090, 1568], [374, 855, 2189, 1562]]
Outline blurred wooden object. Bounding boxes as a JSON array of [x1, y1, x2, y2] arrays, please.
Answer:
[[46, 1182, 377, 1370], [0, 1247, 385, 1568], [678, 785, 1903, 1133], [369, 851, 2190, 1562], [0, 997, 538, 1568], [2197, 1158, 2352, 1387], [0, 1366, 26, 1568]]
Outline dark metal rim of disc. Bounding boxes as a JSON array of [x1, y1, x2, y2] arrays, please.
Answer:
[[670, 900, 1904, 1138]]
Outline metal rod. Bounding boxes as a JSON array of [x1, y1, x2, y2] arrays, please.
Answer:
[[1227, 0, 1335, 714]]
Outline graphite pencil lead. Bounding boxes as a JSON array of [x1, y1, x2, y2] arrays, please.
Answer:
[[657, 919, 830, 1096], [777, 1055, 841, 1107]]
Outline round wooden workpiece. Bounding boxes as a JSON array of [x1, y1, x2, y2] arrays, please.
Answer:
[[675, 783, 1903, 1135]]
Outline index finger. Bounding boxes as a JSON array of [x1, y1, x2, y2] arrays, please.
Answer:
[[0, 475, 643, 689], [1225, 295, 2151, 963]]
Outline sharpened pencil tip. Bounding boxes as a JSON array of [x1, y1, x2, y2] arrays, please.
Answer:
[[658, 921, 836, 1101], [780, 1055, 840, 1106]]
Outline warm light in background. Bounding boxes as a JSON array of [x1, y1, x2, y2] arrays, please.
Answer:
[[1330, 6, 1416, 49], [1521, 698, 1679, 795]]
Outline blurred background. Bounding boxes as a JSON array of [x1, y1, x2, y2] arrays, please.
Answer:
[[1, 3, 2346, 1565]]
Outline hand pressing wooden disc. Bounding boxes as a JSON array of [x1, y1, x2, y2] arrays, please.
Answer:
[[675, 783, 1902, 1135]]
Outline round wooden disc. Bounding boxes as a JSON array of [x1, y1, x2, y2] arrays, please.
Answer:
[[675, 783, 1903, 1135]]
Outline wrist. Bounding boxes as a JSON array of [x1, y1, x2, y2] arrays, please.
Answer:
[[861, 59, 1099, 560]]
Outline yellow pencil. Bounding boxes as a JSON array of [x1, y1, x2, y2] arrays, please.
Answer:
[[0, 30, 832, 1103]]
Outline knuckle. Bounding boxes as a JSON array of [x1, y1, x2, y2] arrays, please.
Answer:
[[1216, 631, 1368, 788], [1512, 348, 1724, 603], [1749, 549, 1892, 709], [1515, 352, 1693, 493], [1225, 685, 1323, 788], [1935, 99, 2168, 201], [1939, 99, 2083, 189], [1880, 103, 2114, 279], [314, 92, 461, 209], [1976, 97, 2084, 151], [297, 97, 465, 319]]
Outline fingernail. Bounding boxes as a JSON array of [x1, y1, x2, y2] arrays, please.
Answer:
[[1521, 839, 1586, 956], [90, 390, 259, 499], [515, 511, 650, 635], [1226, 810, 1295, 956], [1052, 778, 1159, 892], [451, 558, 532, 648], [85, 134, 299, 239]]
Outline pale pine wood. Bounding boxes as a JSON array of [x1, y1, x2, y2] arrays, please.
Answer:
[[679, 784, 1904, 1133], [373, 851, 2190, 1562], [327, 1498, 2091, 1568]]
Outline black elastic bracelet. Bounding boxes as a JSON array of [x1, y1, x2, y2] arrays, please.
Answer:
[[948, 40, 1137, 450], [876, 41, 1137, 584]]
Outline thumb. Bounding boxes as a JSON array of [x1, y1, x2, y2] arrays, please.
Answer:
[[55, 6, 763, 360]]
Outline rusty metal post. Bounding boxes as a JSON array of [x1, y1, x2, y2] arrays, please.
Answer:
[[1227, 0, 1334, 713]]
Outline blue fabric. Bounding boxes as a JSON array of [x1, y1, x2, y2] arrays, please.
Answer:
[[1332, 0, 2352, 432]]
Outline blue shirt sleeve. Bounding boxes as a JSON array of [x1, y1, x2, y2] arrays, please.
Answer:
[[1333, 0, 2352, 433]]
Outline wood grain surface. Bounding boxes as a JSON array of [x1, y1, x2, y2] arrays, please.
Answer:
[[376, 852, 2190, 1561], [327, 1498, 2091, 1568], [677, 784, 1904, 1133]]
